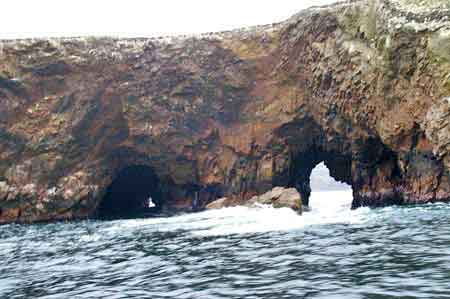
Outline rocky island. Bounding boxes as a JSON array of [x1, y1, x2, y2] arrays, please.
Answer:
[[0, 0, 449, 223]]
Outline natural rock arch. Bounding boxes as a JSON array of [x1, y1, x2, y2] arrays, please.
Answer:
[[1, 0, 450, 223], [288, 149, 352, 207], [271, 115, 353, 207]]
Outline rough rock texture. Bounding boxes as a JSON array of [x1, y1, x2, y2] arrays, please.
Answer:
[[248, 187, 303, 213], [206, 187, 303, 214], [205, 198, 231, 210], [1, 0, 450, 223]]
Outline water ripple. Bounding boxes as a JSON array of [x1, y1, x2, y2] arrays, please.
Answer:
[[1, 191, 450, 298]]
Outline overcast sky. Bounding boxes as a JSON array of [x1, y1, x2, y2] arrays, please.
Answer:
[[1, 0, 338, 39]]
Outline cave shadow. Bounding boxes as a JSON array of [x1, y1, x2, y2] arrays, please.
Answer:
[[96, 165, 164, 220]]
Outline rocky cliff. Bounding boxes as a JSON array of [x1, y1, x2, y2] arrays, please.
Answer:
[[1, 0, 449, 223]]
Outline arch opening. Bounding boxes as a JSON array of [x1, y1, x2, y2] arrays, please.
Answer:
[[96, 165, 163, 219], [288, 148, 353, 207], [307, 162, 354, 214], [310, 162, 352, 193]]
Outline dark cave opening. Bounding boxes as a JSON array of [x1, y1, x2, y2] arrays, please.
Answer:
[[97, 165, 163, 219]]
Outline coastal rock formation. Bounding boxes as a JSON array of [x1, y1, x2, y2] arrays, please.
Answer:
[[248, 187, 303, 213], [206, 187, 303, 214], [205, 198, 231, 210], [1, 0, 450, 223]]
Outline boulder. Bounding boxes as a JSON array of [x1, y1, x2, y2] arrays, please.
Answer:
[[248, 187, 303, 214], [206, 187, 303, 214], [205, 197, 230, 210]]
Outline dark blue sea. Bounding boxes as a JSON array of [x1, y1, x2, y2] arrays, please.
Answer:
[[1, 188, 450, 298]]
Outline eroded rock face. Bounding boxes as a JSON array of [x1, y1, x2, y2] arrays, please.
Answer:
[[1, 0, 450, 223]]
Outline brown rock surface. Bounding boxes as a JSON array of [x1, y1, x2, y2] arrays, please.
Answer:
[[248, 187, 303, 213], [205, 198, 231, 210], [1, 0, 450, 223]]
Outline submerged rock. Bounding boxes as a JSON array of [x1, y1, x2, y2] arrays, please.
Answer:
[[1, 0, 450, 223]]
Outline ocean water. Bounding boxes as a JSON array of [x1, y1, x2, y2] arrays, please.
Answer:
[[1, 190, 450, 299]]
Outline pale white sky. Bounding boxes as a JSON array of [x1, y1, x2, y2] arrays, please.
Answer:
[[1, 0, 337, 39]]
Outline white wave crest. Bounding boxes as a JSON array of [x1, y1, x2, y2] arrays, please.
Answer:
[[97, 190, 372, 238]]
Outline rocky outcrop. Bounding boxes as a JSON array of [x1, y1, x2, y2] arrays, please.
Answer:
[[206, 187, 303, 214], [248, 187, 303, 213], [1, 0, 450, 223], [205, 198, 231, 210]]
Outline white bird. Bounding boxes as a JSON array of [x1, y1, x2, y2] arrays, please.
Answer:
[[147, 197, 156, 208]]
